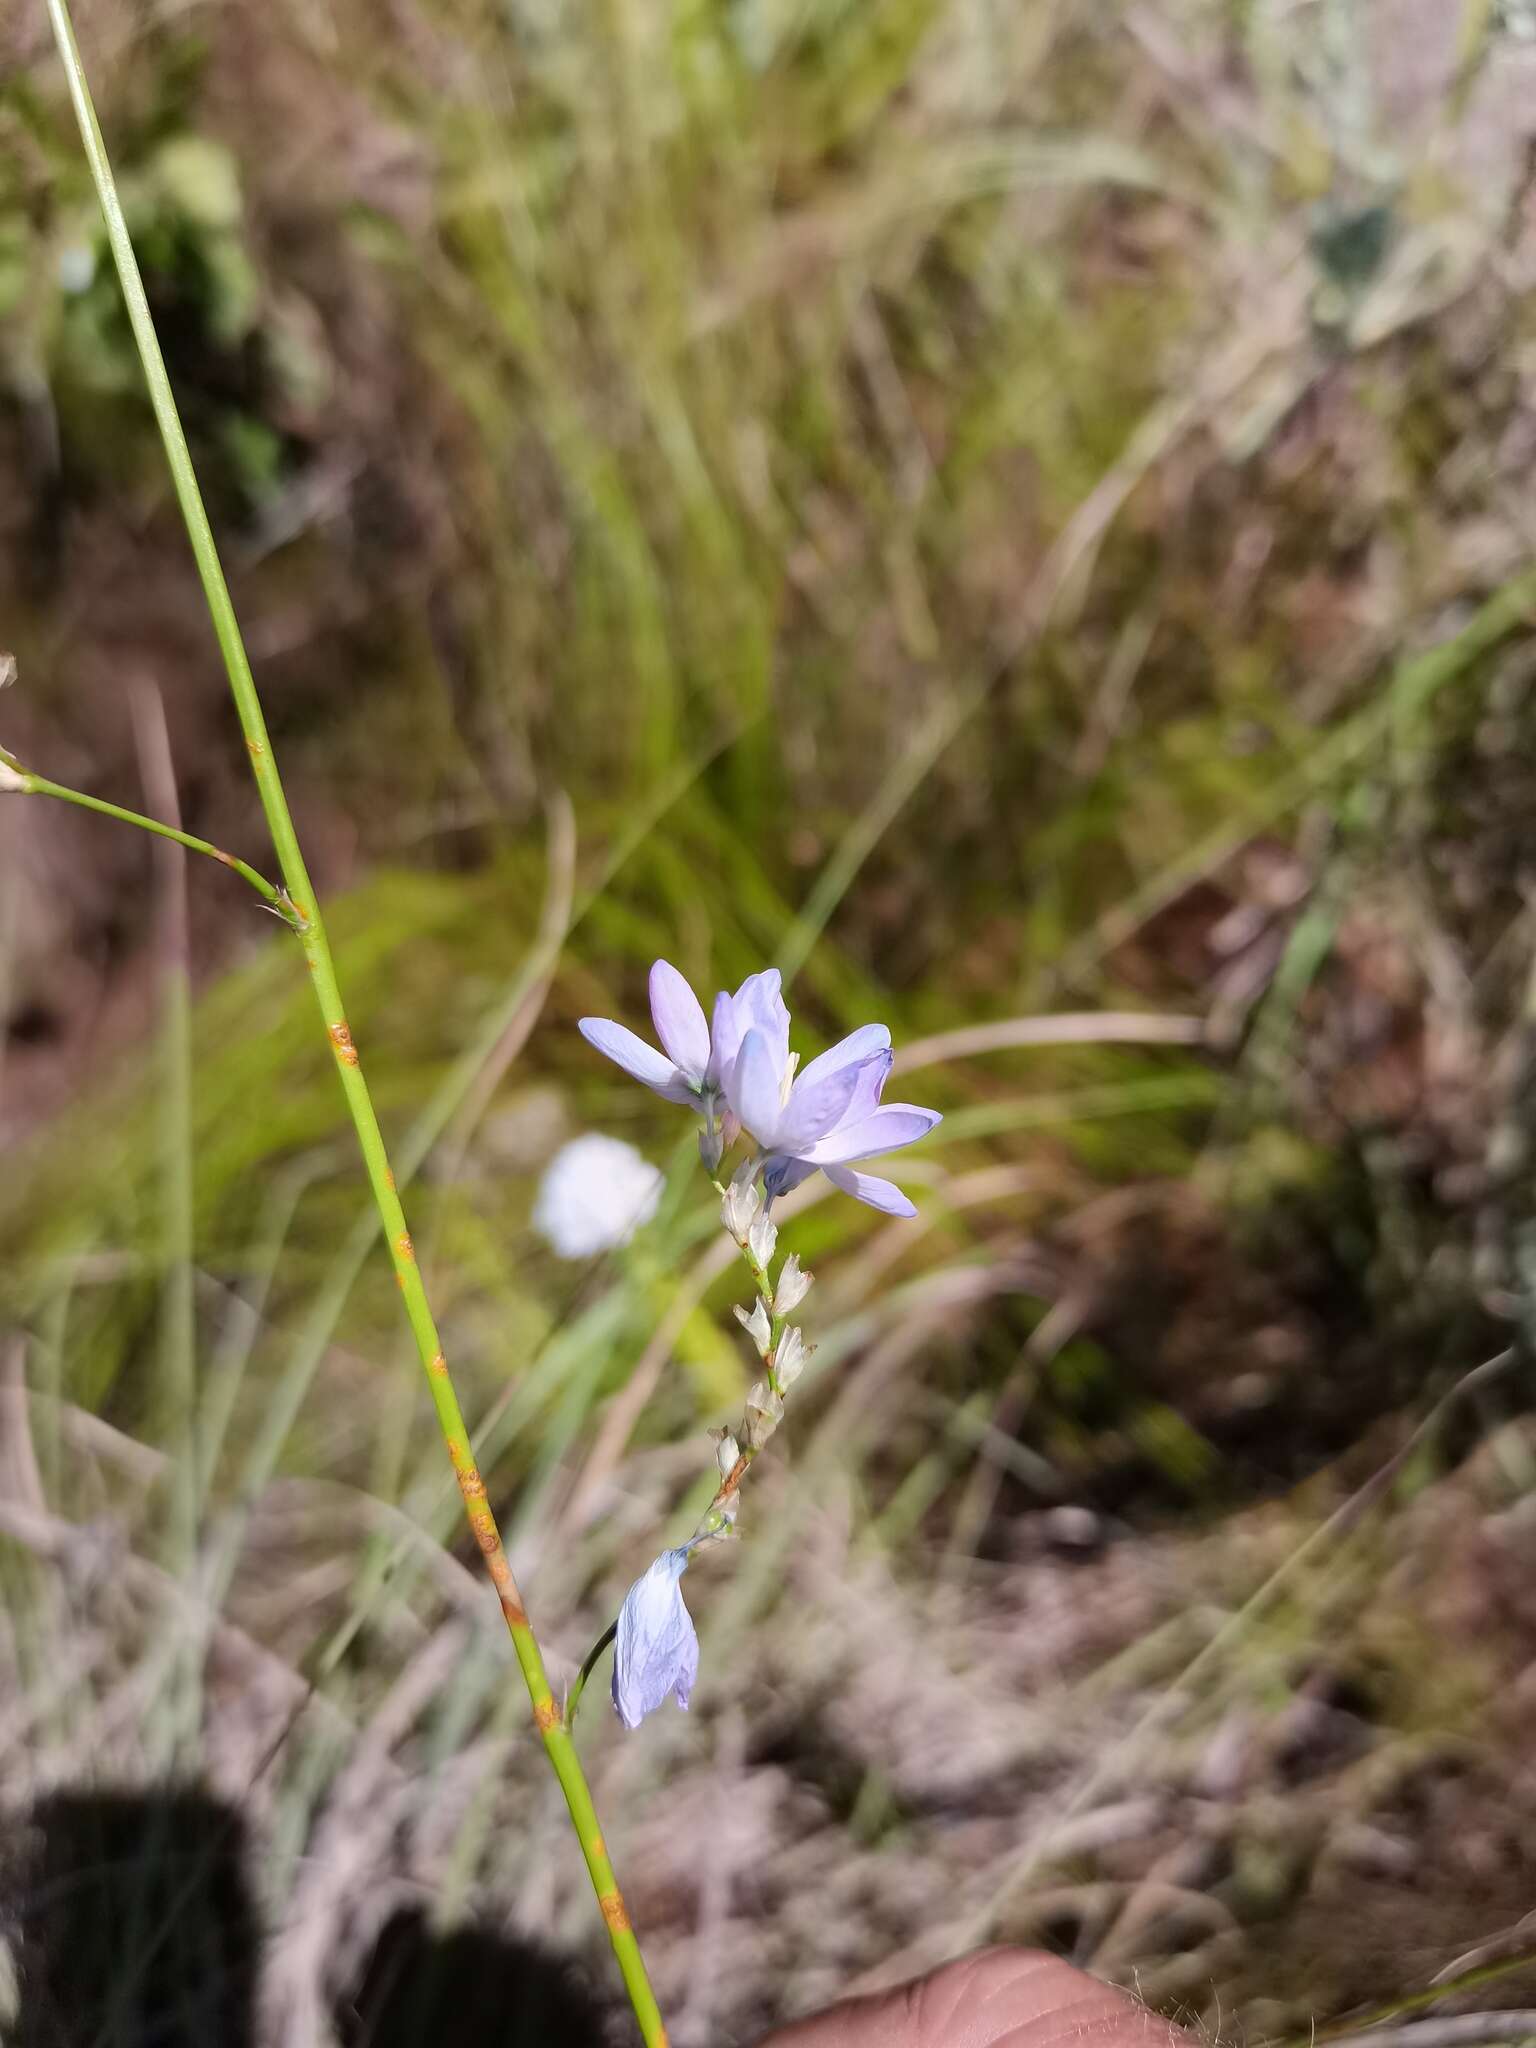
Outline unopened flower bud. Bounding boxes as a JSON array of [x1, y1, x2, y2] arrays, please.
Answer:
[[712, 1430, 741, 1478], [721, 1174, 760, 1241], [743, 1379, 784, 1448], [747, 1211, 777, 1267], [774, 1325, 806, 1390], [774, 1253, 812, 1316], [0, 757, 28, 794], [694, 1492, 740, 1542], [733, 1297, 772, 1356]]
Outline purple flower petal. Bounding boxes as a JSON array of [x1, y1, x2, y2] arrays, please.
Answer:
[[578, 1018, 694, 1104], [823, 1164, 917, 1216], [648, 960, 710, 1083], [775, 1053, 881, 1154], [672, 1618, 700, 1712], [734, 969, 790, 1072], [840, 1048, 893, 1126], [733, 1028, 786, 1146], [804, 1104, 942, 1167], [762, 1153, 816, 1201], [612, 1546, 699, 1729], [707, 969, 788, 1095], [707, 990, 740, 1090], [794, 1023, 891, 1094]]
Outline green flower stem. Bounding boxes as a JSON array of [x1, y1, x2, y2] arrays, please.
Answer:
[[736, 1234, 789, 1386], [7, 764, 291, 917], [567, 1618, 619, 1727], [44, 5, 668, 2040]]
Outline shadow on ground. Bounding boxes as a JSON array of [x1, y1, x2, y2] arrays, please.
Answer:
[[3, 1786, 608, 2048]]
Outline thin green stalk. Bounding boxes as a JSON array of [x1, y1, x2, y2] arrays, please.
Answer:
[[4, 764, 290, 916], [567, 1619, 619, 1726], [44, 6, 667, 2039]]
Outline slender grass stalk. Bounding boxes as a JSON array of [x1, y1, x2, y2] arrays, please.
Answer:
[[43, 6, 668, 2038]]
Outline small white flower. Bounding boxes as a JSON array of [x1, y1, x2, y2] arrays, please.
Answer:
[[713, 1431, 741, 1478], [720, 1175, 760, 1241], [0, 758, 27, 794], [531, 1134, 663, 1259], [774, 1325, 806, 1389], [747, 1210, 778, 1267], [733, 1297, 772, 1356], [773, 1253, 812, 1316], [743, 1380, 784, 1448]]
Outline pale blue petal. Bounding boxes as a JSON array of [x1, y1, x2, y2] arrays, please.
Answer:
[[648, 960, 710, 1083], [803, 1103, 941, 1167], [706, 988, 741, 1091], [794, 1024, 891, 1094], [823, 1164, 917, 1217], [841, 1048, 893, 1125], [733, 969, 790, 1073], [612, 1547, 699, 1729], [579, 1019, 695, 1105], [732, 1028, 787, 1147], [775, 1053, 881, 1154]]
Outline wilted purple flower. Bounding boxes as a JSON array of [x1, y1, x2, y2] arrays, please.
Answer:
[[611, 1545, 699, 1729], [580, 962, 787, 1113], [761, 1049, 941, 1218]]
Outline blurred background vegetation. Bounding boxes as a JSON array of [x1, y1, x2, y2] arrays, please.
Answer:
[[3, 1, 1536, 2042]]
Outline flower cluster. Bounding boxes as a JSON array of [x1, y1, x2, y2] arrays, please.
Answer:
[[587, 959, 940, 1731], [580, 961, 939, 1216]]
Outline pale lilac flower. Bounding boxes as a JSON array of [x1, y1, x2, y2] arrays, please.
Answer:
[[761, 1052, 941, 1219], [580, 962, 787, 1112], [725, 1021, 892, 1162], [611, 1546, 699, 1728]]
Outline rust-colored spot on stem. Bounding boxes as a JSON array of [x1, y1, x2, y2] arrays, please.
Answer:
[[485, 1549, 529, 1627], [245, 737, 264, 758], [428, 1350, 448, 1377], [534, 1698, 560, 1733], [384, 1169, 396, 1191], [395, 1232, 415, 1263], [599, 1892, 631, 1934], [328, 1020, 360, 1067], [451, 1461, 531, 1623]]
